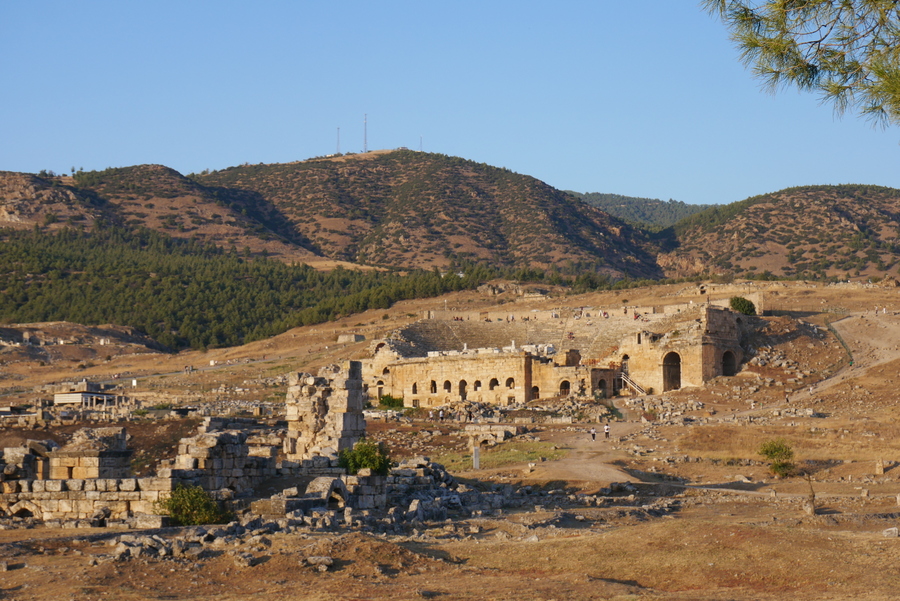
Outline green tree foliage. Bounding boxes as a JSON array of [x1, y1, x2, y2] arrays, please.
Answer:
[[568, 192, 712, 228], [378, 394, 404, 408], [704, 1, 900, 126], [338, 439, 391, 475], [758, 437, 795, 478], [730, 296, 757, 315], [154, 483, 231, 525], [0, 226, 488, 350]]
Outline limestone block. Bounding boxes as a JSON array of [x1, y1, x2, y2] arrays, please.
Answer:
[[48, 467, 69, 480], [65, 479, 85, 492], [32, 480, 46, 493], [139, 490, 160, 502], [83, 479, 96, 492], [2, 481, 19, 494], [72, 467, 94, 480], [58, 499, 74, 513], [85, 491, 101, 500], [44, 480, 65, 492], [144, 478, 175, 492], [118, 491, 141, 501], [119, 478, 137, 492], [81, 457, 100, 468]]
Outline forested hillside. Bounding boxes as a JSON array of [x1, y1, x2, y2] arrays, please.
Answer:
[[0, 226, 489, 350], [660, 184, 900, 280], [568, 192, 711, 228]]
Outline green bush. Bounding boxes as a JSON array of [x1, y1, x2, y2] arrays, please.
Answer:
[[758, 438, 795, 478], [730, 296, 756, 315], [154, 483, 231, 525], [338, 439, 391, 476], [378, 394, 404, 408]]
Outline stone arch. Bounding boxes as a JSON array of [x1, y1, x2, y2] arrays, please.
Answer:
[[531, 385, 540, 399], [489, 378, 499, 390], [305, 477, 348, 510], [443, 380, 452, 392], [663, 352, 682, 392], [621, 355, 630, 375], [722, 350, 737, 377], [506, 377, 515, 389], [597, 379, 607, 396], [9, 500, 41, 519], [559, 380, 571, 396], [412, 382, 418, 394], [376, 380, 384, 398], [382, 367, 390, 375], [459, 380, 468, 401], [374, 342, 386, 353], [473, 380, 482, 391], [430, 380, 437, 394]]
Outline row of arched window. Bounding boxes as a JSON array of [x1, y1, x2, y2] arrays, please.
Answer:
[[411, 377, 517, 395]]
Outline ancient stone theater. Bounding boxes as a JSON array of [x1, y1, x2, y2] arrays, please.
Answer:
[[364, 301, 748, 407]]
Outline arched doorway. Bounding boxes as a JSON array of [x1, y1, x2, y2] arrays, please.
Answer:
[[597, 378, 607, 398], [722, 351, 737, 376], [531, 385, 540, 399], [459, 380, 467, 401], [506, 377, 515, 389], [621, 355, 630, 375], [663, 352, 682, 391], [376, 380, 384, 398], [559, 380, 571, 396]]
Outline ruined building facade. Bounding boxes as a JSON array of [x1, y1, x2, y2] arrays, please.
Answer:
[[364, 305, 745, 405]]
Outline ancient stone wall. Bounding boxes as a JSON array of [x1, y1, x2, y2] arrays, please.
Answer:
[[378, 352, 531, 407], [283, 361, 366, 464]]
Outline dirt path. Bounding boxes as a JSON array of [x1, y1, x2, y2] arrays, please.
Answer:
[[460, 420, 645, 487]]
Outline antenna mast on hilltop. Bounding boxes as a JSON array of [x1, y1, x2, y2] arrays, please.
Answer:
[[363, 114, 368, 153], [419, 136, 423, 152], [337, 127, 340, 154]]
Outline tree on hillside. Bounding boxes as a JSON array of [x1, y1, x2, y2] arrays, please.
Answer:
[[704, 0, 900, 127]]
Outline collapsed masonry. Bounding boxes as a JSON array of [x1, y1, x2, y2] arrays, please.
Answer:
[[283, 362, 366, 465], [0, 361, 384, 526]]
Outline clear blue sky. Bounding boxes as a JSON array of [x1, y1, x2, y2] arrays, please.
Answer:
[[2, 1, 898, 206]]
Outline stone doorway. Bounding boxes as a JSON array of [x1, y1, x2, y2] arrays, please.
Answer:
[[663, 352, 681, 391], [722, 351, 737, 376]]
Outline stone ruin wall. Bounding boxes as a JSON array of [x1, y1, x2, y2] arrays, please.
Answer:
[[283, 361, 366, 464], [0, 363, 372, 525]]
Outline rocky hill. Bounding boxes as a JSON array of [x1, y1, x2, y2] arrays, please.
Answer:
[[194, 151, 663, 277], [661, 184, 900, 280], [0, 153, 663, 279], [5, 159, 900, 284]]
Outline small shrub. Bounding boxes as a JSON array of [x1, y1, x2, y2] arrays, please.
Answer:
[[154, 483, 231, 526], [730, 296, 756, 315], [759, 438, 795, 478], [338, 439, 391, 475], [378, 394, 404, 408]]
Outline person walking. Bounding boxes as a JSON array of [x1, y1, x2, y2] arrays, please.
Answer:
[[589, 427, 596, 442], [604, 423, 610, 440]]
